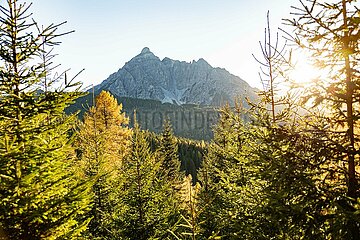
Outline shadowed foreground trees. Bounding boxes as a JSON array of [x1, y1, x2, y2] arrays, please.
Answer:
[[0, 0, 91, 238], [288, 0, 359, 201], [193, 0, 360, 238], [287, 0, 360, 238]]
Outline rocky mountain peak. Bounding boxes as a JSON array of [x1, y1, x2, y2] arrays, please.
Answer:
[[130, 47, 159, 62], [196, 58, 211, 68], [94, 47, 257, 106], [141, 47, 151, 54]]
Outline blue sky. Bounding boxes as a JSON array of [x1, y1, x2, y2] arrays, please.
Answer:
[[2, 0, 299, 89]]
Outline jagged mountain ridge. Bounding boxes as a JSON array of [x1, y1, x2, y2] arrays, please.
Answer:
[[94, 47, 257, 106]]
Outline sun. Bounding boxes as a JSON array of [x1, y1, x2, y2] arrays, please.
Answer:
[[288, 52, 321, 87]]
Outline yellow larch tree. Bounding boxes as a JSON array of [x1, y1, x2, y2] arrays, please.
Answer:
[[75, 90, 132, 238]]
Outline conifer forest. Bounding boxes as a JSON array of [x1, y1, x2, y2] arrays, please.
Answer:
[[0, 0, 359, 239]]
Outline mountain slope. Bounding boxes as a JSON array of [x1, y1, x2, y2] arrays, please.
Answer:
[[94, 47, 257, 106], [66, 93, 219, 140]]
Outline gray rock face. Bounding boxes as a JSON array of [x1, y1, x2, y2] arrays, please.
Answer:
[[94, 47, 257, 106]]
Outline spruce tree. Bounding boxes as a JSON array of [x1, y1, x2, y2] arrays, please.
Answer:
[[197, 105, 257, 239], [116, 120, 175, 239], [243, 2, 360, 237], [287, 0, 360, 237], [249, 110, 337, 239], [0, 0, 91, 238], [197, 105, 332, 239], [244, 10, 326, 238], [75, 90, 131, 238], [159, 119, 182, 182], [289, 0, 359, 197]]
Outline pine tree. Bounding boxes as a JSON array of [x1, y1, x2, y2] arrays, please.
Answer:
[[241, 3, 360, 237], [249, 110, 337, 239], [197, 104, 332, 239], [116, 121, 175, 239], [289, 0, 359, 196], [177, 139, 205, 184], [0, 0, 91, 238], [197, 105, 258, 239], [287, 0, 360, 237], [75, 90, 131, 238], [159, 119, 182, 182], [243, 9, 332, 238]]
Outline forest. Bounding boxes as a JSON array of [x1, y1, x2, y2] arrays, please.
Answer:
[[0, 0, 359, 239]]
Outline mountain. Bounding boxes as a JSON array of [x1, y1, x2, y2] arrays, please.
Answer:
[[68, 48, 257, 140], [94, 47, 257, 106], [66, 94, 219, 140]]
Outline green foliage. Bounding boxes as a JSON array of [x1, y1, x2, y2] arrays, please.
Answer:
[[196, 104, 353, 239], [286, 0, 360, 238], [177, 139, 206, 184], [1, 0, 357, 239], [145, 129, 206, 185], [196, 105, 259, 239], [0, 0, 91, 238], [159, 119, 182, 182], [115, 122, 178, 239], [75, 90, 131, 238], [247, 110, 332, 238]]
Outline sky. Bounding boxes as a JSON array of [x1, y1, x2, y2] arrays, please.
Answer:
[[2, 0, 301, 89]]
